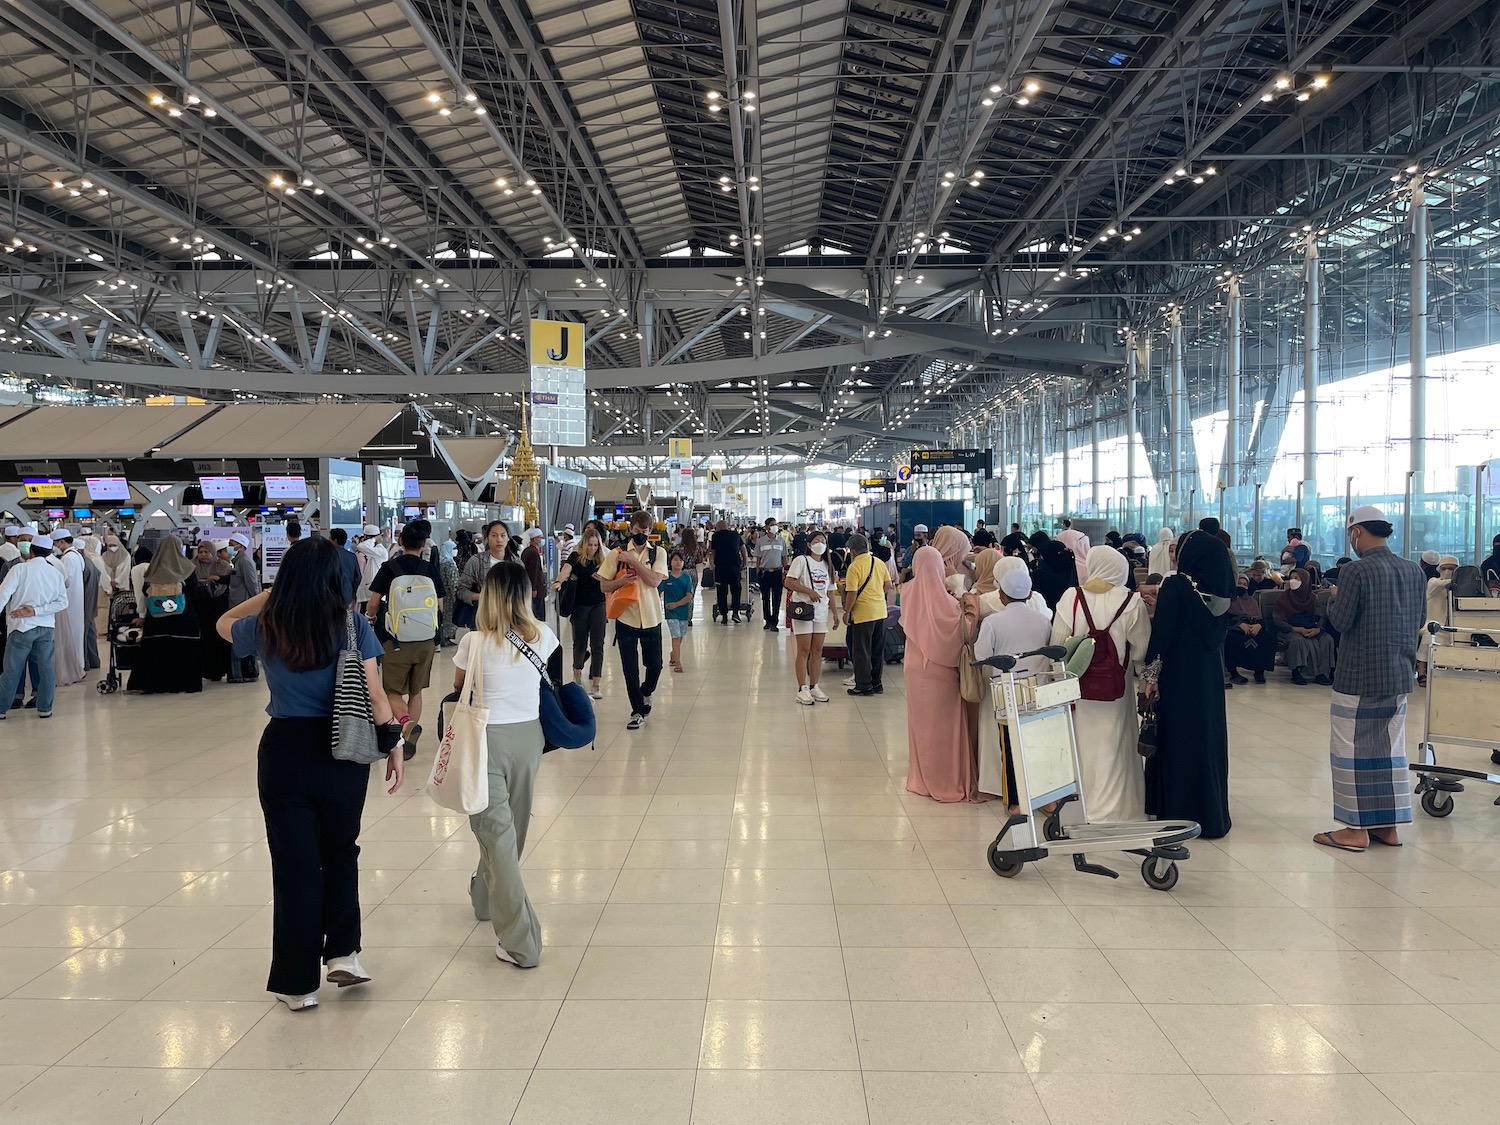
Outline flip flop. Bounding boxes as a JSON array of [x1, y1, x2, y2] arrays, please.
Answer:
[[1313, 831, 1366, 853], [1367, 832, 1403, 847]]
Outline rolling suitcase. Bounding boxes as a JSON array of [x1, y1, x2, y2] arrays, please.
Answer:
[[883, 606, 905, 664]]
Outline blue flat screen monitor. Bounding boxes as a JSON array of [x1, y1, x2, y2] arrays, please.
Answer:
[[404, 474, 420, 499], [73, 508, 91, 519], [200, 475, 243, 500], [264, 475, 307, 500], [117, 507, 136, 517]]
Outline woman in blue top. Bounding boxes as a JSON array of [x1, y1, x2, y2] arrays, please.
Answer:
[[661, 549, 695, 672], [218, 537, 406, 1011]]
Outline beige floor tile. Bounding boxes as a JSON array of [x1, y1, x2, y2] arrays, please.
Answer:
[[0, 998, 131, 1064], [379, 999, 561, 1069], [0, 1065, 45, 1102], [1186, 906, 1346, 950], [0, 904, 141, 947], [1304, 906, 1482, 951], [590, 902, 720, 945], [701, 999, 859, 1069], [842, 947, 990, 1002], [13, 946, 198, 1000], [426, 943, 581, 1000], [829, 868, 946, 905], [951, 904, 1095, 948], [1368, 1070, 1500, 1125], [854, 1000, 1020, 1071], [539, 998, 706, 1069], [690, 1070, 869, 1125], [627, 838, 732, 868], [0, 947, 71, 996], [1296, 1003, 1500, 1072], [60, 999, 269, 1067], [155, 1068, 364, 1125], [1149, 1003, 1354, 1073], [333, 1070, 531, 1125], [1366, 949, 1500, 1003], [1000, 1002, 1189, 1074], [1236, 949, 1425, 1005], [87, 904, 261, 949], [513, 1069, 696, 1125], [0, 1065, 201, 1125], [217, 998, 416, 1069], [1445, 1003, 1500, 1049], [1104, 948, 1281, 1004], [974, 947, 1134, 1003], [863, 1071, 1048, 1125], [716, 904, 842, 946], [1030, 1073, 1230, 1125], [568, 945, 713, 999], [1069, 904, 1224, 950], [721, 867, 834, 904], [708, 946, 849, 1000], [1203, 1073, 1416, 1125], [834, 904, 965, 947]]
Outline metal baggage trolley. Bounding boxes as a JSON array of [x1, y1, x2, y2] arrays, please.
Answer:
[[979, 646, 1201, 892], [1409, 617, 1500, 817]]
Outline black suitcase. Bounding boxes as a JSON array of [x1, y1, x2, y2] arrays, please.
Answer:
[[702, 566, 716, 589]]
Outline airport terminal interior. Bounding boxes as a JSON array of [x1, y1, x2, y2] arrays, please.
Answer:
[[3, 0, 1500, 1122]]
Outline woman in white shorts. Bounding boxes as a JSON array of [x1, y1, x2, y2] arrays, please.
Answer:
[[784, 530, 839, 705]]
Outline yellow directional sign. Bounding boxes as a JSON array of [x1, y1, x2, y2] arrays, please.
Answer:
[[707, 468, 722, 484], [669, 438, 693, 459], [529, 319, 580, 367]]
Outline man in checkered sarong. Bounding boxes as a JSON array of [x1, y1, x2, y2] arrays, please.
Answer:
[[1313, 507, 1428, 853]]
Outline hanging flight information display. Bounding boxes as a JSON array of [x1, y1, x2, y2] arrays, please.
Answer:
[[910, 448, 993, 477]]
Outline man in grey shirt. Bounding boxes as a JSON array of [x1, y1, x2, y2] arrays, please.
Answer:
[[755, 517, 787, 631], [1313, 506, 1427, 852]]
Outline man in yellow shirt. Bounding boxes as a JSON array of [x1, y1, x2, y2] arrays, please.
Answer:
[[841, 533, 893, 696], [599, 509, 668, 729]]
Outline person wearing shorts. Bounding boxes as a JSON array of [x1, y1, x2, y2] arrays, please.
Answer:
[[661, 550, 694, 673], [366, 523, 443, 757], [784, 530, 839, 705]]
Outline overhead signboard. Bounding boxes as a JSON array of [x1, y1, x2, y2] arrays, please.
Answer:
[[859, 477, 904, 494], [23, 476, 67, 499], [668, 438, 692, 459], [910, 448, 993, 478], [529, 318, 586, 446], [771, 497, 783, 508], [895, 465, 912, 483]]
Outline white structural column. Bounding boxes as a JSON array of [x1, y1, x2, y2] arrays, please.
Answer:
[[1169, 309, 1186, 500], [1061, 391, 1071, 515], [1126, 334, 1139, 513], [1091, 387, 1101, 512], [1224, 278, 1242, 493], [1036, 392, 1047, 514], [1303, 243, 1320, 504], [1015, 402, 1026, 522], [1410, 174, 1429, 494]]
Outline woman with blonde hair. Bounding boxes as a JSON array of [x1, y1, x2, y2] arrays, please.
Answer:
[[454, 560, 559, 969], [553, 523, 608, 699]]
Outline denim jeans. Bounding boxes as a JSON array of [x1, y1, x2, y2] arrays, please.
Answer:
[[0, 627, 55, 716]]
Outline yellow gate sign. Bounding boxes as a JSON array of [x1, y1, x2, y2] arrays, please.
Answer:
[[707, 468, 722, 484], [668, 438, 693, 459], [529, 319, 578, 367]]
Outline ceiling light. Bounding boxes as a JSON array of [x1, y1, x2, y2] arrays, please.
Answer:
[[427, 92, 442, 103], [1016, 96, 1029, 106], [203, 107, 217, 117], [1274, 76, 1291, 89], [1312, 75, 1329, 89], [464, 92, 478, 103], [1023, 81, 1040, 94]]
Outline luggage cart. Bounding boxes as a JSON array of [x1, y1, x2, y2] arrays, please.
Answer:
[[1409, 620, 1500, 817], [978, 647, 1201, 891]]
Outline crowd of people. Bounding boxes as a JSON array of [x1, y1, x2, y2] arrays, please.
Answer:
[[0, 501, 1474, 1011]]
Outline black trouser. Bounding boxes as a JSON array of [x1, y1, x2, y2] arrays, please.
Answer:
[[759, 569, 783, 624], [570, 601, 608, 678], [716, 569, 742, 619], [257, 717, 370, 996], [615, 621, 663, 716], [849, 617, 884, 691]]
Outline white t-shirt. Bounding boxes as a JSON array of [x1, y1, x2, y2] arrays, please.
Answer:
[[788, 555, 832, 625], [453, 626, 561, 725]]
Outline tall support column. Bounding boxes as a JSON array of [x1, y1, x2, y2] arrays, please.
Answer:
[[1036, 391, 1047, 515], [1410, 174, 1428, 495], [1169, 308, 1185, 501], [1224, 278, 1242, 493], [1015, 402, 1026, 523], [1126, 334, 1139, 513], [1061, 391, 1071, 516], [1090, 387, 1101, 512], [1303, 242, 1320, 526]]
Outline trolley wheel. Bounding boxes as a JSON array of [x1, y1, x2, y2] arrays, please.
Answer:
[[1420, 788, 1455, 818], [1491, 749, 1500, 768], [1141, 856, 1180, 892], [1042, 813, 1065, 842], [97, 678, 116, 696], [987, 842, 1024, 878]]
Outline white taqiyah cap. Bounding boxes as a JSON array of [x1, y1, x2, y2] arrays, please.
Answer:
[[1421, 549, 1439, 564], [54, 527, 74, 540], [2, 525, 18, 537], [913, 523, 929, 534], [999, 569, 1033, 599], [22, 524, 38, 536], [362, 524, 380, 536], [31, 535, 53, 550], [230, 533, 251, 548], [524, 526, 544, 540], [1347, 505, 1387, 527]]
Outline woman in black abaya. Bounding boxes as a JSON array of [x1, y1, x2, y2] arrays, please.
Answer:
[[1142, 530, 1234, 838], [1031, 537, 1079, 611]]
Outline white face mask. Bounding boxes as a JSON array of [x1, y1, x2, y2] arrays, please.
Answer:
[[1288, 578, 1303, 590], [810, 543, 826, 556]]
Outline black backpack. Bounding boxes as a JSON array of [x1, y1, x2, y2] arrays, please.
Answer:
[[1450, 565, 1486, 599]]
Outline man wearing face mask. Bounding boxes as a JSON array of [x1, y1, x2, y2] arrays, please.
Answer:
[[225, 532, 261, 682], [1313, 507, 1426, 853], [754, 517, 787, 631], [599, 510, 668, 730]]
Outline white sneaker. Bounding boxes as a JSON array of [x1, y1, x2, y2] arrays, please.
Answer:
[[325, 954, 371, 988], [796, 686, 814, 706], [495, 942, 518, 965], [809, 685, 830, 703], [274, 992, 318, 1011], [843, 676, 857, 688], [589, 682, 602, 700]]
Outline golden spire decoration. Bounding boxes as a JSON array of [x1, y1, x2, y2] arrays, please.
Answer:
[[507, 426, 540, 526]]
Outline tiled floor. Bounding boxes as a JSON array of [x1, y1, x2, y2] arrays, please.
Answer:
[[3, 602, 1500, 1124]]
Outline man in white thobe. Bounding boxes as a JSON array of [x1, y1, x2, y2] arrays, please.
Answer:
[[49, 528, 86, 685]]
